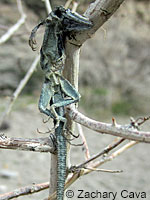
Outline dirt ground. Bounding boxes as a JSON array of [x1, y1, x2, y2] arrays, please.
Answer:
[[0, 98, 150, 200]]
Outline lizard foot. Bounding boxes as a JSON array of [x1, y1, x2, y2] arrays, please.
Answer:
[[68, 165, 81, 173], [37, 128, 54, 134], [43, 116, 51, 124], [29, 32, 37, 51], [54, 118, 60, 130], [67, 128, 79, 138], [62, 133, 84, 146]]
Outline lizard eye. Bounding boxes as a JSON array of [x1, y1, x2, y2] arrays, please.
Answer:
[[54, 9, 62, 18]]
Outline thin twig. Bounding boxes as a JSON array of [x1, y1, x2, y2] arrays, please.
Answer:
[[17, 0, 24, 15], [101, 27, 107, 39], [0, 0, 26, 45], [79, 141, 138, 176], [77, 123, 90, 160], [132, 115, 150, 126], [109, 141, 138, 159], [45, 138, 123, 200], [75, 141, 137, 177], [46, 140, 137, 200], [65, 0, 73, 9], [0, 55, 40, 126], [76, 138, 125, 169], [84, 167, 123, 173], [72, 1, 79, 12], [0, 182, 49, 200], [43, 0, 52, 13], [0, 134, 56, 153], [67, 106, 150, 143]]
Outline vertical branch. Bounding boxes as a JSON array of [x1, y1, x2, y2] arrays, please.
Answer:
[[43, 0, 52, 13], [65, 0, 73, 9], [64, 43, 80, 89], [72, 1, 79, 12], [49, 154, 58, 197], [0, 0, 26, 45], [63, 42, 81, 172], [63, 1, 81, 195]]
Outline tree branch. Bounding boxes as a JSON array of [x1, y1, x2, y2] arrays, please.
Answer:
[[0, 182, 49, 200], [65, 0, 73, 9], [80, 141, 137, 176], [0, 0, 26, 45], [43, 0, 52, 13], [70, 0, 125, 45], [67, 106, 150, 143], [75, 138, 125, 169], [77, 123, 90, 160], [46, 140, 137, 200], [0, 134, 56, 153], [72, 1, 79, 12]]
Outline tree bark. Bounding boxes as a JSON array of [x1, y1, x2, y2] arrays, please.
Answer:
[[0, 135, 56, 153], [67, 107, 150, 143]]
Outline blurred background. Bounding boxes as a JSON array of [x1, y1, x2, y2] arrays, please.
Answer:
[[0, 0, 150, 199]]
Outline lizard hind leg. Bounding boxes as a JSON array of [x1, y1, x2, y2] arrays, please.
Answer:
[[63, 128, 79, 141]]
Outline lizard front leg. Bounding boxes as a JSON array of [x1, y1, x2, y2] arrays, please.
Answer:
[[38, 79, 55, 119], [29, 21, 45, 51]]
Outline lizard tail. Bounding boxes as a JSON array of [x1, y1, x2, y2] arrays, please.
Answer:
[[56, 121, 67, 200]]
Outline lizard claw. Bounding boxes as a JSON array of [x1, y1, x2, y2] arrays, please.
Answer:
[[54, 119, 60, 130]]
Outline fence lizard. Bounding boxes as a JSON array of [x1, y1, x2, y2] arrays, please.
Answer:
[[29, 6, 92, 200]]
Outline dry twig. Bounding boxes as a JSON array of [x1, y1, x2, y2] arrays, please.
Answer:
[[0, 0, 26, 45], [43, 0, 52, 13], [76, 138, 125, 169], [72, 1, 79, 12], [84, 167, 123, 173], [0, 140, 136, 200], [0, 182, 49, 200], [67, 106, 150, 143], [65, 0, 73, 9], [0, 134, 56, 153], [46, 140, 137, 200], [77, 123, 90, 160]]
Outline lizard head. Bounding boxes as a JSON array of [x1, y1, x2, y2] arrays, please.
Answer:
[[49, 6, 93, 32]]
